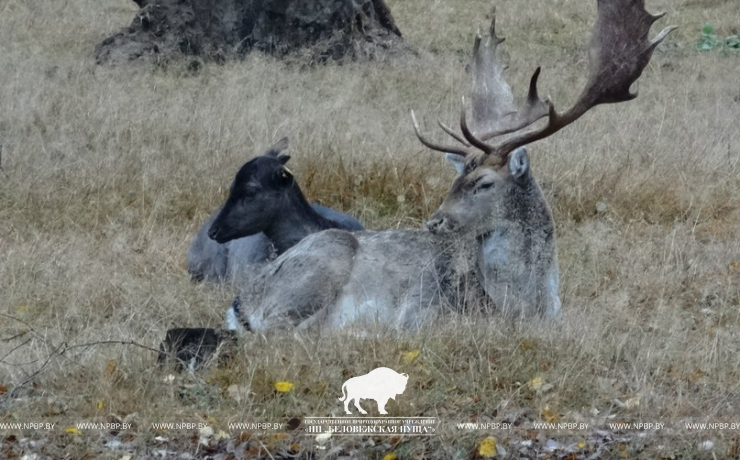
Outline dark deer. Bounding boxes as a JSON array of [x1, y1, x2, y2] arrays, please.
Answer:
[[187, 138, 363, 282]]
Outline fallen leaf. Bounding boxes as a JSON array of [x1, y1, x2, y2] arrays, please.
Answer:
[[577, 440, 586, 449], [315, 429, 332, 446], [519, 338, 538, 351], [478, 436, 497, 458], [527, 377, 543, 391], [64, 427, 83, 435], [402, 349, 420, 364], [199, 426, 214, 438], [268, 432, 288, 449], [382, 453, 397, 460], [542, 405, 559, 423], [96, 400, 104, 410], [274, 381, 294, 393], [689, 369, 706, 383], [699, 440, 714, 451], [105, 360, 117, 376], [286, 417, 301, 431]]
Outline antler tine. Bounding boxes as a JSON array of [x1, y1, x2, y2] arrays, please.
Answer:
[[460, 97, 496, 155], [482, 0, 676, 161], [477, 67, 550, 141], [469, 8, 516, 134], [437, 121, 471, 147], [410, 110, 470, 157]]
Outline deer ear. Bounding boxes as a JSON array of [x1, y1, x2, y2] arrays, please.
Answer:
[[508, 147, 529, 181], [445, 153, 466, 175], [277, 155, 291, 165], [265, 137, 289, 157], [272, 137, 289, 153]]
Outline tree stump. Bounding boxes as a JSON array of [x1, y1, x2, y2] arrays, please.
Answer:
[[96, 0, 407, 65]]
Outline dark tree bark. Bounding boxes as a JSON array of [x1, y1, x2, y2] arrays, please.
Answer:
[[96, 0, 408, 65]]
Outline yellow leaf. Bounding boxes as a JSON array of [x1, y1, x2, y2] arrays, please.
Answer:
[[542, 405, 559, 423], [382, 453, 397, 460], [478, 436, 498, 458], [527, 377, 544, 391], [274, 381, 294, 393], [96, 400, 104, 410], [401, 349, 420, 364], [577, 440, 586, 449], [64, 427, 83, 435]]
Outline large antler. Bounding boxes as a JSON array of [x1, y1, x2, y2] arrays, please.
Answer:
[[465, 0, 676, 161], [414, 0, 676, 163], [412, 8, 527, 157]]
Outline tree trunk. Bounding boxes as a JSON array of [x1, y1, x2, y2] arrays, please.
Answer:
[[96, 0, 407, 65]]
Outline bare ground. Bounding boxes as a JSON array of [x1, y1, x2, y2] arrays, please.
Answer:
[[1, 0, 739, 458]]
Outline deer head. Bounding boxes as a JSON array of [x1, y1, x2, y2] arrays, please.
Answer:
[[414, 0, 676, 237], [208, 138, 296, 243]]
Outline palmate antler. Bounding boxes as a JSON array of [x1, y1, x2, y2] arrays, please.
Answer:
[[413, 0, 676, 164]]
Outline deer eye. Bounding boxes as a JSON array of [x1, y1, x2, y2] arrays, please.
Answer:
[[474, 180, 495, 193], [243, 185, 258, 198]]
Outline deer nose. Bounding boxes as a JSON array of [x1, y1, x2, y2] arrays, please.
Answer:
[[207, 225, 220, 241], [425, 216, 446, 234]]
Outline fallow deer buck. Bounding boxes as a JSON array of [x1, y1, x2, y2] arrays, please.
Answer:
[[226, 0, 675, 331]]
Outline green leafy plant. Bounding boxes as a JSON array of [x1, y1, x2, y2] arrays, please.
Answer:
[[696, 23, 740, 51]]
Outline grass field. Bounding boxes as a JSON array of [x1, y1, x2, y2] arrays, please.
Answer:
[[1, 0, 739, 458]]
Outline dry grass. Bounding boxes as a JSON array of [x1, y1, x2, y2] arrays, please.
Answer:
[[1, 0, 740, 458]]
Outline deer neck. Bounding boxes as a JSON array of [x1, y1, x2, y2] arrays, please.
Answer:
[[429, 232, 486, 306], [475, 179, 560, 317], [264, 189, 333, 255]]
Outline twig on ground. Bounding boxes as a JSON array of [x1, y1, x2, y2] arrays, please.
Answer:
[[0, 337, 161, 405], [0, 337, 32, 364]]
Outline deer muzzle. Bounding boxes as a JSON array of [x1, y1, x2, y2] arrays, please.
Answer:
[[425, 212, 458, 235]]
